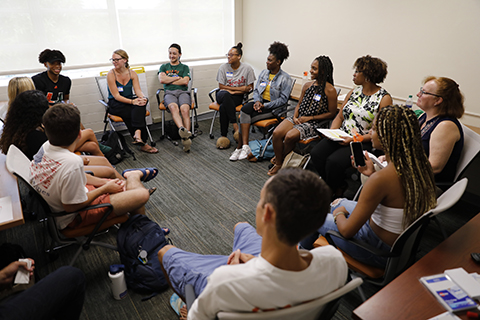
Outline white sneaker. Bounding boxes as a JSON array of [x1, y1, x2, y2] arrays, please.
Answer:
[[238, 145, 251, 160], [229, 148, 242, 161]]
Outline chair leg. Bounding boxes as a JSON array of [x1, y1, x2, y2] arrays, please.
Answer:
[[146, 127, 155, 147], [209, 110, 218, 139], [160, 110, 166, 140]]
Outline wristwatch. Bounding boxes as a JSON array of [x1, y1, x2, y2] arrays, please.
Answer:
[[333, 211, 347, 224]]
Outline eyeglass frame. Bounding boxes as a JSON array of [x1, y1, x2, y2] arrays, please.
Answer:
[[225, 53, 239, 58], [109, 58, 124, 62], [419, 87, 442, 98]]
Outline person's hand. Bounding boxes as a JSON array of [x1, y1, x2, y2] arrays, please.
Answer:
[[293, 116, 301, 125], [0, 259, 35, 288], [355, 151, 376, 177], [378, 155, 386, 163], [332, 206, 348, 217], [339, 136, 353, 146], [83, 158, 90, 166], [133, 97, 147, 106], [297, 116, 311, 124], [227, 250, 255, 265], [103, 179, 125, 194], [253, 102, 264, 112]]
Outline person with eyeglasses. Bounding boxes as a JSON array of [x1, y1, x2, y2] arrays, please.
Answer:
[[215, 42, 256, 147], [416, 76, 464, 182], [310, 55, 392, 198], [107, 49, 158, 153]]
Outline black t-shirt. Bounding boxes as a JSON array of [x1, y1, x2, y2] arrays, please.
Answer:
[[32, 71, 71, 105], [25, 129, 47, 160]]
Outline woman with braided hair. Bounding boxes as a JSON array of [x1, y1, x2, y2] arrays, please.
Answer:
[[300, 105, 437, 268], [310, 55, 392, 196], [268, 55, 337, 176]]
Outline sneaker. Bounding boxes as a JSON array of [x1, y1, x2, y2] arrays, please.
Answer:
[[238, 145, 251, 160], [178, 127, 191, 139], [229, 148, 242, 161], [182, 138, 192, 152]]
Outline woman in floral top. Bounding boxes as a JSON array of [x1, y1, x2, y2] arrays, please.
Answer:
[[310, 55, 392, 197]]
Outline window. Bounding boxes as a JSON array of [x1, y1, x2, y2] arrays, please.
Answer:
[[0, 0, 234, 74]]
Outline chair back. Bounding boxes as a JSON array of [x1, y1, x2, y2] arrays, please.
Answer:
[[455, 124, 480, 181], [431, 178, 468, 217], [217, 278, 363, 320]]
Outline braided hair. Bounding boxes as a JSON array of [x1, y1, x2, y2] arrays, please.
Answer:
[[374, 105, 437, 228], [312, 55, 334, 105]]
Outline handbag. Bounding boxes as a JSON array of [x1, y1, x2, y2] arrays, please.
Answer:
[[281, 151, 310, 169]]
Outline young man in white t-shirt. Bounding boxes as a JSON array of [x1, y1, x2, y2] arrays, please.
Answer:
[[30, 103, 155, 230], [158, 168, 348, 320]]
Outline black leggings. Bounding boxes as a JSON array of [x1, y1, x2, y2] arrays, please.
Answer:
[[310, 138, 373, 191], [108, 98, 147, 142], [216, 90, 244, 137]]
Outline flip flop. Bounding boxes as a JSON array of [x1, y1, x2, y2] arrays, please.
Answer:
[[122, 167, 158, 182], [132, 138, 145, 146], [170, 293, 185, 316], [148, 187, 157, 196], [162, 227, 170, 236], [141, 146, 159, 154]]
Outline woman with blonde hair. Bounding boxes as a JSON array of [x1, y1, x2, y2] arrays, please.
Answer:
[[7, 77, 35, 110], [300, 105, 437, 268], [107, 49, 157, 153]]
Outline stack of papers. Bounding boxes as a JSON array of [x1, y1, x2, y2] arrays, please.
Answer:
[[317, 129, 351, 142]]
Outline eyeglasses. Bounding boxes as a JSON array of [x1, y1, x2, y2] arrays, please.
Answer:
[[419, 87, 441, 98], [109, 58, 123, 62], [225, 54, 239, 58]]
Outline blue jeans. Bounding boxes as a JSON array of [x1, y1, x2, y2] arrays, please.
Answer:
[[299, 199, 391, 268], [0, 266, 85, 320]]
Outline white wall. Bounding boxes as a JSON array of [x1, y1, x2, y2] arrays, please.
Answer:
[[241, 0, 480, 127]]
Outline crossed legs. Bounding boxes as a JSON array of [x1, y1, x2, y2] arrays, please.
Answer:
[[109, 169, 150, 216]]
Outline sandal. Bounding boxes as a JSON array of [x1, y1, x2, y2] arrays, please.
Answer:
[[148, 187, 157, 196], [267, 164, 281, 176], [162, 227, 170, 236], [270, 156, 276, 165], [141, 145, 159, 154], [132, 137, 145, 146], [122, 168, 158, 182]]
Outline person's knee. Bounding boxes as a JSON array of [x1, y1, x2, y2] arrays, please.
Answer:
[[158, 244, 176, 264], [284, 130, 299, 144], [234, 222, 249, 231], [168, 103, 179, 113]]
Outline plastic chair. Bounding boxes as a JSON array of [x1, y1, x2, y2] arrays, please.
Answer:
[[95, 66, 155, 147], [315, 178, 468, 301], [185, 277, 363, 320], [156, 67, 199, 144], [207, 88, 251, 139], [6, 144, 128, 266]]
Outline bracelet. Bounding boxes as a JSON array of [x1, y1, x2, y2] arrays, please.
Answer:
[[333, 211, 347, 224], [131, 99, 134, 105]]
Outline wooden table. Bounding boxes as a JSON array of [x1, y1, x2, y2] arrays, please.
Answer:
[[353, 212, 480, 320], [0, 153, 24, 230]]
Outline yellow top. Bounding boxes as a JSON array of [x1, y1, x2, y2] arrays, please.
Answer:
[[261, 73, 276, 102]]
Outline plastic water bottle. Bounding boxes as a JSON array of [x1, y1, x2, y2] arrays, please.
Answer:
[[109, 264, 128, 300], [302, 71, 308, 84], [406, 95, 413, 108]]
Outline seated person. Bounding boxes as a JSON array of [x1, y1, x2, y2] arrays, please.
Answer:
[[158, 43, 193, 152], [29, 103, 156, 230], [158, 168, 348, 319], [416, 76, 465, 182], [32, 49, 104, 156], [300, 105, 437, 268], [0, 91, 122, 180], [230, 41, 292, 161], [269, 56, 337, 176], [107, 49, 158, 154], [0, 260, 85, 320], [310, 55, 392, 197], [215, 43, 256, 145]]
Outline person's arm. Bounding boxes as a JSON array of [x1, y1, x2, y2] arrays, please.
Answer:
[[107, 70, 145, 106], [218, 83, 252, 95], [298, 84, 338, 124], [0, 259, 35, 290], [334, 170, 387, 238], [159, 72, 177, 84], [171, 75, 190, 86], [62, 179, 124, 213], [330, 89, 352, 130], [428, 120, 461, 174]]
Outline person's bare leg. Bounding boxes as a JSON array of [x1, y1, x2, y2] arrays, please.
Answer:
[[179, 104, 191, 131], [81, 155, 123, 180], [109, 169, 151, 216], [168, 103, 184, 129], [83, 165, 118, 179], [282, 129, 301, 158], [272, 120, 294, 165], [75, 129, 103, 156]]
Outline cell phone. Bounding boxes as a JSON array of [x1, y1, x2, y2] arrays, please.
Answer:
[[350, 141, 365, 167]]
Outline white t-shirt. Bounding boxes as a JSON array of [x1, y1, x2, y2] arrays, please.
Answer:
[[188, 245, 348, 320], [30, 142, 88, 229]]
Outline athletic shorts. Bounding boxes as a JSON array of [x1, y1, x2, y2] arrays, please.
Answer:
[[162, 223, 262, 296], [67, 184, 115, 229], [164, 89, 191, 108]]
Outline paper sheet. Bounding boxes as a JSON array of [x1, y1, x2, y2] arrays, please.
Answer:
[[0, 195, 13, 224]]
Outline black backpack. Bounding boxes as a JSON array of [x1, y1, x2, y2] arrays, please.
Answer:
[[101, 130, 134, 164], [116, 215, 170, 298]]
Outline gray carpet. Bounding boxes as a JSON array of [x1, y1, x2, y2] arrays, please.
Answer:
[[1, 118, 479, 320]]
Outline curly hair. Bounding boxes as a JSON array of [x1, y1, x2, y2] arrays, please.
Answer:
[[268, 42, 289, 65], [374, 105, 437, 228], [264, 168, 331, 245], [38, 49, 66, 64], [354, 55, 388, 84], [423, 76, 464, 119], [0, 90, 49, 154]]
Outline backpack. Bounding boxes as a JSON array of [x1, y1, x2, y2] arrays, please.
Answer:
[[164, 120, 181, 140], [248, 139, 275, 162], [101, 130, 134, 164], [116, 215, 170, 298]]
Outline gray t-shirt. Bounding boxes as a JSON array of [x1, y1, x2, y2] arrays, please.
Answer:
[[216, 62, 256, 87]]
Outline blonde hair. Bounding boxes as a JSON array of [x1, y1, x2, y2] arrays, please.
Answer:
[[374, 105, 437, 228], [113, 49, 130, 68], [8, 77, 35, 111]]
